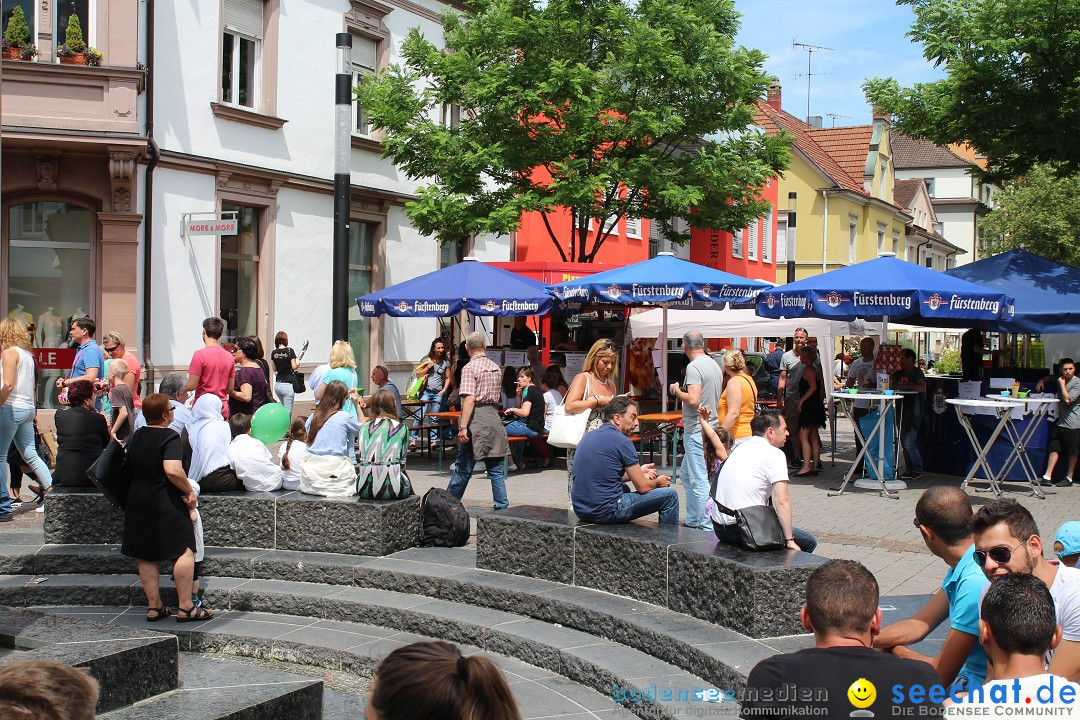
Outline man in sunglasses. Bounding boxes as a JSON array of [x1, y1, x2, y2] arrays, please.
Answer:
[[972, 500, 1080, 681], [875, 487, 989, 690]]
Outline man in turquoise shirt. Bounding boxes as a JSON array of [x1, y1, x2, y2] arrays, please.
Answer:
[[874, 486, 989, 689]]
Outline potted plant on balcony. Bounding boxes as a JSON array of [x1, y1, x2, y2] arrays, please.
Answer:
[[3, 6, 33, 60], [57, 14, 87, 65]]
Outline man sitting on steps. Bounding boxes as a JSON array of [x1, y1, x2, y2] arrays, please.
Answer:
[[570, 396, 678, 525]]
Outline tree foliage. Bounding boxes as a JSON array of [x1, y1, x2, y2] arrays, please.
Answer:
[[981, 164, 1080, 266], [356, 0, 790, 262], [863, 0, 1080, 184]]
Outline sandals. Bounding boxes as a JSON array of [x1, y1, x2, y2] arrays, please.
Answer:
[[176, 605, 214, 622], [146, 606, 171, 622]]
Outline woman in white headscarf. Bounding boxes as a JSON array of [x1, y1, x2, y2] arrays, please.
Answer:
[[185, 394, 240, 493]]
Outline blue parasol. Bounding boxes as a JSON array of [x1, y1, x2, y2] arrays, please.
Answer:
[[357, 258, 568, 317], [755, 255, 1013, 327]]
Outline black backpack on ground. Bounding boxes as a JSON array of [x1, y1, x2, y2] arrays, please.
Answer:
[[419, 488, 470, 547]]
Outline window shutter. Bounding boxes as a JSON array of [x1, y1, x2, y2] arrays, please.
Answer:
[[224, 0, 264, 38], [353, 35, 378, 72], [625, 216, 641, 238]]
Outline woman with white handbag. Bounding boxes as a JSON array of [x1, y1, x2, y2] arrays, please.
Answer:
[[554, 339, 619, 500]]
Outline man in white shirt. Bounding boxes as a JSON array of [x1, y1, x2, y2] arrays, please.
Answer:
[[973, 499, 1080, 681], [227, 414, 283, 492], [945, 573, 1080, 710], [710, 409, 817, 552]]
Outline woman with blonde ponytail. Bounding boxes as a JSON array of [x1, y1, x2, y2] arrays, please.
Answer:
[[365, 640, 521, 720]]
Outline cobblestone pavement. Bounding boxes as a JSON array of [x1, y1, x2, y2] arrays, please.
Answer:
[[403, 426, 1080, 598]]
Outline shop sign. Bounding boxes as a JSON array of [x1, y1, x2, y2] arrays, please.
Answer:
[[184, 218, 238, 235], [32, 347, 76, 370]]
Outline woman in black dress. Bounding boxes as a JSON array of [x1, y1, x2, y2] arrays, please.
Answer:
[[122, 393, 212, 622], [53, 380, 110, 487], [795, 346, 826, 477]]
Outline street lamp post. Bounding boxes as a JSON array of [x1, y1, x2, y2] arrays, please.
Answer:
[[786, 191, 797, 283], [332, 33, 352, 343]]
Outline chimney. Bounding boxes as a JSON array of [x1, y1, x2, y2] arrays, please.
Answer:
[[872, 105, 891, 124], [807, 116, 823, 129], [767, 76, 782, 110]]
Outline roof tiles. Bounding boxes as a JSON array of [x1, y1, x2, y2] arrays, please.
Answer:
[[892, 134, 973, 169]]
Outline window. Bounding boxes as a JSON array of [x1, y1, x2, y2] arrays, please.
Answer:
[[747, 218, 758, 260], [6, 201, 93, 408], [349, 222, 375, 383], [732, 228, 743, 259], [892, 230, 900, 256], [219, 203, 260, 342], [222, 0, 263, 109], [775, 216, 786, 264], [876, 223, 886, 255], [762, 207, 773, 263], [353, 35, 378, 136], [925, 178, 935, 197], [625, 216, 642, 239], [57, 0, 92, 52], [648, 219, 662, 258], [848, 215, 858, 264], [879, 158, 888, 200], [439, 239, 463, 269], [2, 0, 34, 45]]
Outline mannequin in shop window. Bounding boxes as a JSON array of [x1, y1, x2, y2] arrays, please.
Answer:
[[37, 308, 64, 348], [7, 306, 31, 329]]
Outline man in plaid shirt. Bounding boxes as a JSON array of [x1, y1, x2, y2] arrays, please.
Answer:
[[446, 331, 510, 509]]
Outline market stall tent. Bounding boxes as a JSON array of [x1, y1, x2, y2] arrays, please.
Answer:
[[946, 249, 1080, 334]]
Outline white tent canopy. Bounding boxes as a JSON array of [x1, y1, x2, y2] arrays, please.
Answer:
[[628, 307, 877, 340]]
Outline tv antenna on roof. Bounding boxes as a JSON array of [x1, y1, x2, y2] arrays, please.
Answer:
[[793, 40, 834, 124], [826, 113, 851, 127]]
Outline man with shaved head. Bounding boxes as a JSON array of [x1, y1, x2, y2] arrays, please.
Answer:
[[875, 487, 990, 690]]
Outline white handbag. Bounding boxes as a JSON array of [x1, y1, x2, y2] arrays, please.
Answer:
[[547, 403, 591, 449]]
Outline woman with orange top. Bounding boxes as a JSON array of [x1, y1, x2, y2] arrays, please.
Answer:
[[717, 350, 757, 444]]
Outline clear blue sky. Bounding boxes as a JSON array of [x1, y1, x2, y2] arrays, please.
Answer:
[[733, 0, 946, 127]]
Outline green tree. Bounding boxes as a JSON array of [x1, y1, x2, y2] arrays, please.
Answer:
[[863, 0, 1080, 183], [64, 13, 85, 53], [4, 6, 30, 47], [981, 164, 1080, 266], [356, 0, 790, 262]]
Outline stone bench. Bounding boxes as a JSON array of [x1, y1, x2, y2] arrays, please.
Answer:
[[476, 505, 826, 638], [44, 488, 421, 556]]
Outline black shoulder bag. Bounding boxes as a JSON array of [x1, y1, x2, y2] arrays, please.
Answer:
[[291, 341, 309, 394], [710, 442, 786, 551]]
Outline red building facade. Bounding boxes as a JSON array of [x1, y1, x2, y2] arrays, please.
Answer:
[[688, 178, 779, 282]]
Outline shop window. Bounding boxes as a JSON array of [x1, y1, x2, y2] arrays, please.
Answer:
[[219, 203, 260, 342], [348, 221, 375, 383], [222, 0, 263, 109], [6, 201, 93, 408]]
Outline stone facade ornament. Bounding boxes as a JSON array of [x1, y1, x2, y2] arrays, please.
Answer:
[[108, 149, 137, 213], [35, 154, 59, 191]]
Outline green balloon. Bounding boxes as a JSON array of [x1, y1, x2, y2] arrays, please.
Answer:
[[251, 403, 291, 444]]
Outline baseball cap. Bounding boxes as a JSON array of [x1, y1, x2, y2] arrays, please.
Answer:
[[1054, 521, 1080, 559]]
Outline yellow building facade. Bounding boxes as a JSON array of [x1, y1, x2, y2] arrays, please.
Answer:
[[756, 91, 910, 281]]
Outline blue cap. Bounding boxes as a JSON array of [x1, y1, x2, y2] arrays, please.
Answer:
[[1054, 522, 1080, 559]]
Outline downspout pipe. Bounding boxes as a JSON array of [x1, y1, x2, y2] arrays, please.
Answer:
[[914, 238, 930, 268], [141, 0, 158, 390]]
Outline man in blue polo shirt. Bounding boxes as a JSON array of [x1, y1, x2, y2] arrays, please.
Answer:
[[875, 486, 989, 689], [56, 316, 105, 411], [570, 396, 678, 525]]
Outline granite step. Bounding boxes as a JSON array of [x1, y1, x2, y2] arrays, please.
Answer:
[[0, 543, 810, 691], [99, 652, 323, 719], [37, 605, 626, 720], [15, 574, 733, 719]]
